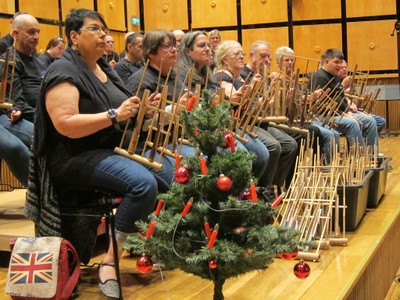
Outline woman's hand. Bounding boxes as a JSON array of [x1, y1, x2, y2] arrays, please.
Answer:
[[9, 110, 22, 123], [230, 84, 249, 105], [144, 91, 161, 118], [175, 91, 194, 115], [117, 96, 140, 121]]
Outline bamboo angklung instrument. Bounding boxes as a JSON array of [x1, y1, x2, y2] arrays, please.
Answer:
[[0, 48, 12, 109]]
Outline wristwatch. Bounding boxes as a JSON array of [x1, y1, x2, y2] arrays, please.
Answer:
[[107, 109, 118, 124]]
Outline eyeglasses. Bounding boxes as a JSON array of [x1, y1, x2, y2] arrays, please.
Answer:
[[233, 51, 245, 58], [80, 25, 110, 35], [160, 43, 177, 52]]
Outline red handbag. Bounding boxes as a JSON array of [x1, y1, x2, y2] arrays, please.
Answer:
[[6, 237, 80, 300]]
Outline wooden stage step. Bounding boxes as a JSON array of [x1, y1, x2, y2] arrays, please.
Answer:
[[0, 136, 399, 299]]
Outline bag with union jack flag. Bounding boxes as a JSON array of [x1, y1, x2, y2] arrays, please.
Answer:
[[6, 237, 80, 300]]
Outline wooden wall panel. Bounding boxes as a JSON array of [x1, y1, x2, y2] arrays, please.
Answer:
[[0, 19, 10, 38], [292, 0, 341, 21], [0, 0, 15, 15], [144, 0, 188, 31], [242, 27, 289, 72], [61, 0, 94, 21], [125, 0, 140, 33], [19, 0, 60, 20], [347, 20, 397, 71], [241, 0, 287, 25], [346, 0, 396, 18], [97, 0, 126, 31], [293, 24, 342, 73], [37, 24, 62, 54], [191, 0, 236, 28]]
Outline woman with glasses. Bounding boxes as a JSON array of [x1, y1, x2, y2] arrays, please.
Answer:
[[26, 9, 158, 299], [176, 30, 217, 90], [39, 36, 65, 68], [213, 40, 270, 180], [126, 29, 196, 166]]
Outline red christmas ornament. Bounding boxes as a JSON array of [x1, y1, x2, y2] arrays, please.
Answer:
[[136, 255, 154, 274], [209, 259, 218, 269], [294, 260, 311, 279], [217, 174, 232, 191], [241, 190, 251, 200], [175, 166, 190, 183], [279, 246, 298, 260]]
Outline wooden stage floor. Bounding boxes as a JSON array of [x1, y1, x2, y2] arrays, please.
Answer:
[[0, 136, 399, 299]]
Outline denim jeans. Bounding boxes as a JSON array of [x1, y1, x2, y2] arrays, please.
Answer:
[[0, 114, 33, 186], [145, 144, 195, 192], [311, 120, 340, 163], [372, 114, 385, 134], [52, 152, 158, 233], [0, 114, 33, 147]]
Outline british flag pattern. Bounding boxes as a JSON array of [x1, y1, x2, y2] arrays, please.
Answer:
[[9, 252, 54, 284]]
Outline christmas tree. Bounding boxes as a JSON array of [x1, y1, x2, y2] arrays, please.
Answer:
[[125, 89, 300, 299]]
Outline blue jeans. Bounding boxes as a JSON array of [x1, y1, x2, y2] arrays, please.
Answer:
[[372, 114, 385, 133], [353, 111, 379, 148], [52, 152, 158, 233], [311, 121, 340, 163], [0, 114, 33, 186], [0, 114, 33, 147], [145, 144, 195, 192], [332, 115, 364, 146]]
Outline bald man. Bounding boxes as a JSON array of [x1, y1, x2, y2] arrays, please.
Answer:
[[173, 29, 185, 48], [0, 13, 47, 123]]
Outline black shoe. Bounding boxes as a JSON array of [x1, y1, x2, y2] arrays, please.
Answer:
[[98, 263, 121, 299]]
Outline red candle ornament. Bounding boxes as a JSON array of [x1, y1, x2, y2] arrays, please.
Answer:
[[224, 132, 236, 153], [186, 95, 197, 111], [204, 217, 211, 239], [200, 153, 208, 175], [155, 199, 164, 217], [181, 197, 194, 218], [207, 224, 219, 249], [271, 192, 286, 207], [250, 180, 258, 203], [145, 221, 156, 239], [175, 153, 181, 169]]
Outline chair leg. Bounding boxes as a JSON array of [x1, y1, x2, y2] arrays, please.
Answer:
[[106, 210, 123, 299]]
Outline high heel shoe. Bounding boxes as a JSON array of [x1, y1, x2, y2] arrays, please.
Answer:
[[97, 263, 121, 299]]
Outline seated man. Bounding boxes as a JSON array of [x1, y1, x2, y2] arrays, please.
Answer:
[[309, 48, 378, 150], [338, 60, 386, 134], [114, 33, 143, 84], [102, 35, 119, 68], [240, 41, 298, 197], [0, 13, 47, 123]]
